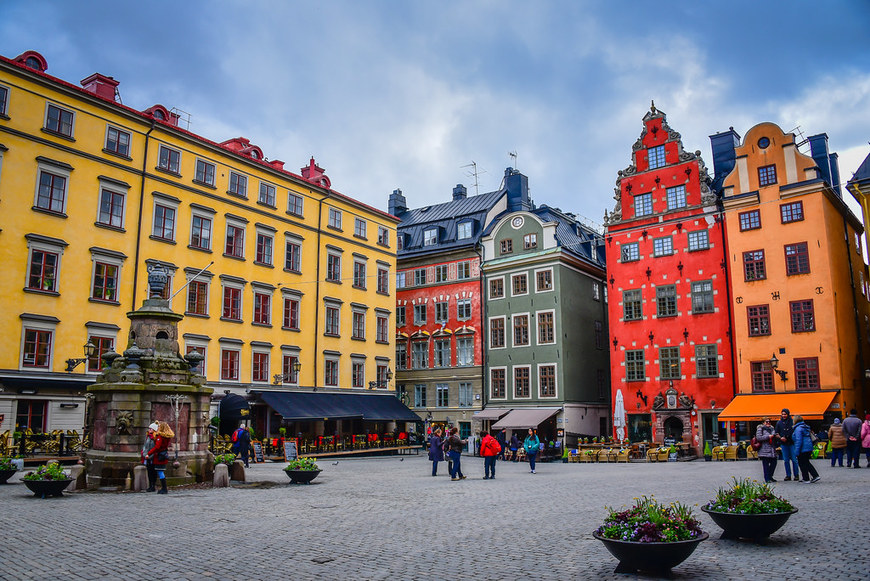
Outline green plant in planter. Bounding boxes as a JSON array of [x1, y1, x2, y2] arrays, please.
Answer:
[[213, 453, 237, 465], [285, 457, 320, 471], [0, 457, 18, 470], [210, 416, 221, 427], [279, 427, 287, 438], [23, 463, 69, 481], [597, 496, 704, 543], [703, 441, 712, 457], [705, 477, 795, 514]]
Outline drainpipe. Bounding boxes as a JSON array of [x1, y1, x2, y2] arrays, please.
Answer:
[[717, 202, 738, 445], [131, 119, 156, 310], [843, 214, 865, 417], [312, 193, 327, 390], [474, 242, 487, 412]]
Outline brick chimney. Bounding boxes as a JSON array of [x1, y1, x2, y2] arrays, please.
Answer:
[[388, 189, 407, 216], [81, 73, 120, 102], [453, 184, 467, 201]]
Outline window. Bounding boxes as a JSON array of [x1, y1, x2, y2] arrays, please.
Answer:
[[648, 145, 666, 169], [377, 226, 389, 246], [222, 287, 242, 321], [653, 237, 673, 257], [695, 344, 718, 378], [288, 192, 304, 217], [780, 201, 804, 224], [747, 305, 771, 336], [259, 182, 276, 206], [436, 384, 449, 407], [22, 329, 52, 368], [105, 126, 130, 157], [326, 253, 341, 282], [396, 272, 406, 289], [514, 367, 530, 398], [397, 234, 405, 251], [523, 233, 537, 249], [352, 361, 364, 388], [190, 214, 212, 250], [87, 336, 114, 372], [491, 369, 506, 398], [92, 262, 119, 301], [739, 210, 761, 231], [228, 172, 247, 197], [97, 187, 126, 229], [16, 400, 47, 432], [623, 289, 642, 321], [457, 262, 471, 279], [656, 285, 677, 317], [512, 273, 528, 296], [255, 233, 273, 265], [0, 85, 8, 116], [660, 347, 680, 379], [457, 298, 471, 320], [376, 314, 388, 342], [252, 352, 269, 383], [751, 361, 774, 392], [285, 240, 301, 272], [195, 159, 215, 186], [790, 300, 815, 333], [152, 204, 176, 241], [625, 350, 645, 381], [396, 305, 406, 327], [352, 311, 366, 340], [282, 355, 300, 384], [691, 280, 714, 314], [354, 218, 367, 238], [414, 269, 426, 286], [283, 296, 300, 330], [666, 185, 686, 210], [221, 350, 240, 381], [537, 312, 555, 344], [635, 193, 653, 217], [45, 103, 74, 137], [412, 341, 428, 369], [414, 304, 427, 325], [324, 359, 339, 386], [459, 382, 473, 407], [490, 278, 504, 298], [377, 267, 389, 294], [539, 365, 556, 397], [157, 145, 180, 174], [396, 343, 407, 370], [353, 261, 366, 289], [435, 265, 448, 282], [513, 314, 529, 346], [758, 164, 777, 187], [253, 292, 271, 325], [536, 269, 553, 292], [414, 384, 427, 407], [456, 337, 473, 366], [36, 169, 67, 214], [328, 208, 342, 229], [27, 249, 59, 292], [594, 320, 604, 349], [457, 222, 472, 239], [490, 317, 505, 348], [621, 242, 640, 262], [500, 239, 513, 254], [187, 280, 208, 315], [435, 301, 448, 324], [785, 242, 810, 275], [434, 338, 450, 367], [687, 230, 709, 251], [325, 305, 340, 336], [794, 358, 820, 390], [743, 250, 766, 281], [225, 224, 245, 258]]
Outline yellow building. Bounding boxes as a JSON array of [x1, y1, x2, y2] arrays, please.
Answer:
[[0, 50, 405, 442], [714, 122, 869, 434]]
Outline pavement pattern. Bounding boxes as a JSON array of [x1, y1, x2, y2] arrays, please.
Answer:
[[1, 455, 868, 580]]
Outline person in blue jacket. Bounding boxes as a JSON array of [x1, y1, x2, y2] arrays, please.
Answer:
[[524, 428, 541, 474], [428, 428, 444, 477], [793, 415, 821, 483]]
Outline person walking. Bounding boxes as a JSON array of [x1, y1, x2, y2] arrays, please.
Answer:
[[861, 414, 870, 468], [141, 422, 158, 492], [480, 430, 500, 479], [755, 418, 778, 483], [236, 423, 252, 468], [827, 418, 847, 467], [509, 433, 520, 462], [842, 409, 863, 468], [775, 408, 799, 481], [428, 428, 444, 476], [793, 415, 820, 483], [496, 429, 507, 461], [145, 420, 175, 494], [524, 428, 541, 474], [447, 427, 467, 481]]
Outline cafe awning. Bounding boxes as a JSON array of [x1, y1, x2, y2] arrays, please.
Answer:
[[474, 408, 511, 421], [492, 407, 560, 429], [256, 391, 421, 422], [716, 391, 839, 421]]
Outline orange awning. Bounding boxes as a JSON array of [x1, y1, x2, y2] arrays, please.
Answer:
[[716, 391, 838, 421]]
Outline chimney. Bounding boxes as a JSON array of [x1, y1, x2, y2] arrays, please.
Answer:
[[269, 159, 285, 171], [452, 184, 467, 201], [808, 133, 842, 197], [81, 73, 120, 102], [301, 157, 330, 188], [709, 127, 741, 194], [389, 189, 407, 216], [504, 167, 530, 212]]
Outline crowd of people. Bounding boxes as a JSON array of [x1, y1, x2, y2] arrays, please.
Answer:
[[428, 427, 544, 480]]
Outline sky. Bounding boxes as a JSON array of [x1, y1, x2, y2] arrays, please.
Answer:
[[2, 1, 869, 229]]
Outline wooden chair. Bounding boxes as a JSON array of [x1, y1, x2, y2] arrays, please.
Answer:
[[616, 448, 630, 463], [724, 445, 739, 461], [646, 448, 659, 462], [516, 448, 527, 462], [711, 446, 726, 461], [580, 450, 595, 463], [657, 448, 671, 462], [815, 442, 827, 459], [746, 447, 759, 460]]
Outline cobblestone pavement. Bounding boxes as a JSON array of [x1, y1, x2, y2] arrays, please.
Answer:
[[1, 455, 868, 580]]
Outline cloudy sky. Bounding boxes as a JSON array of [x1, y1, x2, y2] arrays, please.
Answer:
[[2, 1, 869, 227]]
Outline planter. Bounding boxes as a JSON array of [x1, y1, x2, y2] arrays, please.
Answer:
[[23, 478, 74, 498], [701, 507, 797, 541], [0, 469, 18, 484], [593, 531, 708, 574], [284, 469, 321, 485]]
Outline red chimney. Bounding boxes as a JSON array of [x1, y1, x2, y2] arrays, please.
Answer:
[[301, 157, 330, 188], [81, 73, 120, 102]]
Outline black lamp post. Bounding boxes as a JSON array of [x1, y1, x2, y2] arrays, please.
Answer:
[[273, 360, 302, 385], [65, 340, 97, 372], [770, 353, 787, 382], [369, 368, 393, 389]]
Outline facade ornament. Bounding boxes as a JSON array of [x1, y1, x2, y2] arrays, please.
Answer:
[[116, 410, 134, 435], [679, 393, 694, 409], [652, 392, 665, 410]]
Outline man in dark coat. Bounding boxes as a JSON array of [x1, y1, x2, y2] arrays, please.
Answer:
[[775, 408, 799, 481], [842, 409, 863, 468], [496, 429, 507, 460], [237, 423, 252, 468]]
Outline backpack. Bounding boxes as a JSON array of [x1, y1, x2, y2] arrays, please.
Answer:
[[232, 428, 242, 443]]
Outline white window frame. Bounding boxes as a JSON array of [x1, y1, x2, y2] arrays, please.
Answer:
[[285, 233, 303, 273], [251, 349, 271, 384], [44, 102, 75, 138], [219, 343, 242, 382], [488, 315, 507, 350], [456, 336, 473, 366], [259, 181, 276, 206], [34, 159, 71, 215], [537, 362, 558, 398], [157, 144, 181, 174], [185, 269, 211, 316], [288, 192, 304, 217], [225, 217, 247, 259], [512, 312, 531, 348], [220, 277, 245, 322], [511, 273, 529, 297], [489, 366, 508, 400], [194, 158, 216, 186], [512, 365, 533, 399], [184, 338, 209, 379], [104, 124, 131, 157], [377, 226, 389, 246], [457, 221, 472, 240], [328, 207, 342, 229], [228, 171, 248, 197], [89, 248, 125, 303], [488, 276, 505, 300], [19, 315, 58, 371], [151, 194, 179, 242], [456, 298, 472, 321], [535, 309, 556, 345], [354, 217, 367, 239], [0, 83, 9, 116], [255, 227, 275, 266], [25, 234, 66, 293], [280, 347, 301, 385], [535, 267, 554, 293], [324, 355, 340, 386], [424, 228, 438, 246], [189, 206, 215, 251], [96, 176, 128, 230], [251, 285, 274, 326]]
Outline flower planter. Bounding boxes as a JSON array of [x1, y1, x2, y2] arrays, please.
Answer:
[[23, 478, 74, 498], [0, 469, 18, 484], [284, 469, 321, 485], [701, 507, 797, 541], [593, 531, 708, 574]]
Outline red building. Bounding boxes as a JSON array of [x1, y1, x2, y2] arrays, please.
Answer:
[[604, 104, 736, 453]]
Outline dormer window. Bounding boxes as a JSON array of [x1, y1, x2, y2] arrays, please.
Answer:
[[648, 145, 666, 169], [424, 228, 438, 246], [457, 221, 472, 240]]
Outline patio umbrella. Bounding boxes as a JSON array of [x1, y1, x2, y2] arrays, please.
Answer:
[[613, 389, 626, 441]]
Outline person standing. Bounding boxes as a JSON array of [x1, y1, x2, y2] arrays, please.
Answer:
[[236, 423, 252, 468], [146, 420, 175, 494], [496, 429, 507, 461], [793, 415, 820, 483], [509, 433, 520, 462], [861, 414, 870, 468], [428, 428, 444, 476], [480, 430, 500, 480], [827, 418, 847, 467], [775, 408, 799, 481], [141, 422, 158, 492], [524, 428, 541, 474], [447, 427, 467, 481], [755, 418, 778, 483], [842, 409, 863, 468]]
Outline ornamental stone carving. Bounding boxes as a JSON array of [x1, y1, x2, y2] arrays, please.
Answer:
[[116, 410, 134, 435]]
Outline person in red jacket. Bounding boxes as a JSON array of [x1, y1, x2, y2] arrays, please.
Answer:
[[145, 421, 175, 494], [480, 430, 501, 480]]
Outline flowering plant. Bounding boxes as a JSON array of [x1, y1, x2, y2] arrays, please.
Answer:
[[285, 457, 320, 471], [23, 463, 69, 481], [705, 477, 795, 514], [596, 496, 703, 543], [213, 453, 236, 465], [0, 457, 18, 470]]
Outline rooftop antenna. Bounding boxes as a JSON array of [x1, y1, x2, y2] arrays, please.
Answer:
[[789, 125, 809, 150], [508, 151, 518, 170], [461, 161, 486, 196], [170, 107, 192, 131]]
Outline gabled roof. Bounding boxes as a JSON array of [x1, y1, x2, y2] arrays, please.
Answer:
[[533, 205, 607, 267], [850, 151, 870, 184]]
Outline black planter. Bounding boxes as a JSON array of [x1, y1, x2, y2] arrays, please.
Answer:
[[0, 469, 17, 484], [593, 531, 708, 574], [702, 507, 797, 541], [23, 478, 74, 498], [704, 455, 712, 462], [284, 469, 321, 484]]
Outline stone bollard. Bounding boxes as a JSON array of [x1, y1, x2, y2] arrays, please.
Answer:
[[213, 463, 229, 487], [230, 460, 246, 482], [66, 464, 86, 492], [132, 465, 149, 491]]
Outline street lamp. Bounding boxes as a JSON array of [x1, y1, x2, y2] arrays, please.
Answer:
[[368, 367, 393, 389], [65, 340, 97, 372], [769, 353, 787, 382], [273, 360, 302, 385]]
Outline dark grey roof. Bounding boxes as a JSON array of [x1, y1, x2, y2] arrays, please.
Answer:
[[533, 205, 607, 268], [850, 151, 870, 184]]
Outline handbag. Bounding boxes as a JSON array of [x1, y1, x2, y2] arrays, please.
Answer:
[[808, 430, 819, 444], [750, 437, 762, 451], [157, 450, 169, 462]]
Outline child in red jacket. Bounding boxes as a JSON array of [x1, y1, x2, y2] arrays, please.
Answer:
[[480, 430, 501, 480]]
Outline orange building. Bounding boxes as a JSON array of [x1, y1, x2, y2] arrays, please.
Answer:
[[714, 123, 869, 435]]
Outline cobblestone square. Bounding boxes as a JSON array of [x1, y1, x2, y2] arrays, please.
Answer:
[[1, 456, 868, 580]]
